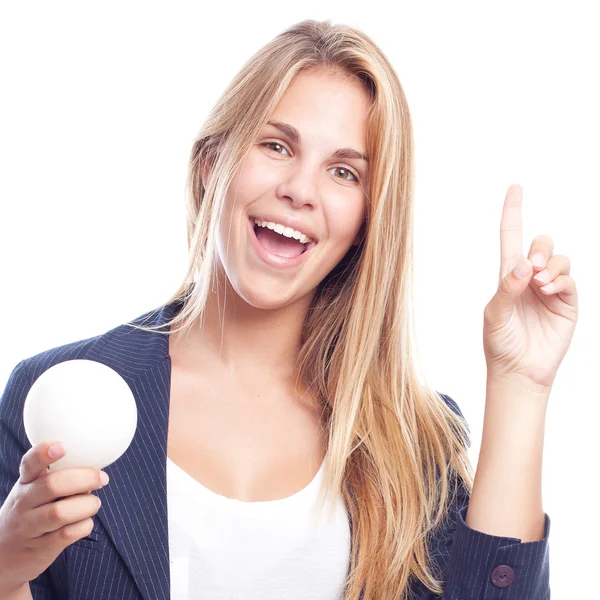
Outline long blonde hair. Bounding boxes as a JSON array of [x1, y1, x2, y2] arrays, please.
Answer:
[[128, 19, 474, 599]]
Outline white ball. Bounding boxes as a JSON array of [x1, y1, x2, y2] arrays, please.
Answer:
[[23, 359, 138, 471]]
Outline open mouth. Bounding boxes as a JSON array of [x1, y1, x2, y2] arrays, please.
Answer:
[[248, 216, 317, 267], [250, 217, 316, 255]]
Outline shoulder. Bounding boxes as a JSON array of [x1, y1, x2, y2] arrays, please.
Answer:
[[4, 298, 182, 395], [437, 392, 471, 449], [438, 393, 465, 419]]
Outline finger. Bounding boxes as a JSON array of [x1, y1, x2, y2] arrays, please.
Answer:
[[19, 441, 66, 485], [33, 516, 96, 553], [28, 492, 102, 538], [538, 274, 578, 305], [24, 467, 108, 510], [526, 235, 556, 271], [531, 254, 571, 286], [500, 184, 524, 276]]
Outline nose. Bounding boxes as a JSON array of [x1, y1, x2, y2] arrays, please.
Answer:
[[275, 160, 320, 210]]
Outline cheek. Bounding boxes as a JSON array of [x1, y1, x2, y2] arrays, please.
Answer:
[[326, 200, 366, 246], [241, 151, 280, 190], [226, 155, 270, 203]]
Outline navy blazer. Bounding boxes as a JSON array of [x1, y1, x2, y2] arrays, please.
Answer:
[[0, 298, 551, 599]]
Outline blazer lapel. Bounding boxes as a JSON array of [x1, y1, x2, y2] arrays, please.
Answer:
[[89, 298, 184, 600]]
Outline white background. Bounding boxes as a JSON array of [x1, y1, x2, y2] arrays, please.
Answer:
[[1, 2, 598, 597]]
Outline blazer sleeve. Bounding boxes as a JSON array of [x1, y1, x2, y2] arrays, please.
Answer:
[[410, 394, 550, 600], [0, 359, 58, 600]]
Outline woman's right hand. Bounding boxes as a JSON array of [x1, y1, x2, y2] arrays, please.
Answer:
[[0, 441, 109, 593]]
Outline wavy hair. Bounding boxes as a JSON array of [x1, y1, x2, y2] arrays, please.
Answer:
[[127, 19, 474, 599]]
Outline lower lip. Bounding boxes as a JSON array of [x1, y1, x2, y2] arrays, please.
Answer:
[[248, 218, 317, 269]]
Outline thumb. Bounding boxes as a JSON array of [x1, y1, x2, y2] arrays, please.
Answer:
[[490, 258, 533, 316]]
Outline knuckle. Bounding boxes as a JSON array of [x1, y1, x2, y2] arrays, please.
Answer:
[[18, 455, 30, 479], [88, 468, 101, 489], [534, 234, 553, 245], [44, 474, 59, 497], [86, 494, 97, 512], [85, 517, 94, 534], [60, 524, 76, 541], [50, 501, 65, 523], [548, 254, 569, 272]]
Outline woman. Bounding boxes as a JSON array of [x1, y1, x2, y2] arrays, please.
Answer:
[[0, 19, 577, 600]]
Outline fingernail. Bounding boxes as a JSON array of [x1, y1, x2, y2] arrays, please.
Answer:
[[513, 260, 530, 279], [531, 253, 545, 268], [533, 269, 550, 284], [48, 443, 65, 458], [100, 471, 110, 486]]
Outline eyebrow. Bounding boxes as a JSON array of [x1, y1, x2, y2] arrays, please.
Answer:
[[266, 120, 369, 164]]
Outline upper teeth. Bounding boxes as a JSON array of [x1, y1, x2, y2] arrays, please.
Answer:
[[252, 218, 315, 244]]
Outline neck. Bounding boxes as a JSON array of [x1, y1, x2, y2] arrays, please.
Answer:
[[170, 267, 316, 386]]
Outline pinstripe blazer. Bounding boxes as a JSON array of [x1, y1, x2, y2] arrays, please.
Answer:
[[0, 298, 551, 599]]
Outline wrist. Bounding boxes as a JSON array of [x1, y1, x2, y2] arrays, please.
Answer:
[[486, 370, 552, 401]]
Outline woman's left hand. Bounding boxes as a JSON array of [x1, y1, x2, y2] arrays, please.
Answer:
[[482, 184, 579, 396]]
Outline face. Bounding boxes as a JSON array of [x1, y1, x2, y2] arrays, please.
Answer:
[[209, 69, 370, 310]]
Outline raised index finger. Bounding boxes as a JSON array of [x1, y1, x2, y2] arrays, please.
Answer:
[[500, 184, 524, 278]]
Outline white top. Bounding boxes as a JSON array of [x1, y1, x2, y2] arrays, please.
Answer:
[[167, 455, 351, 600]]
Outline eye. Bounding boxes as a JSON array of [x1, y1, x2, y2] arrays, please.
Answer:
[[261, 141, 360, 183], [262, 141, 290, 156], [331, 167, 359, 183]]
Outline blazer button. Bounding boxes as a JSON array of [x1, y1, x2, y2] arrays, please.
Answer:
[[491, 565, 515, 588]]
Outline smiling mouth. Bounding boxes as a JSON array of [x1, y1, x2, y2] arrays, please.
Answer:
[[250, 218, 316, 254]]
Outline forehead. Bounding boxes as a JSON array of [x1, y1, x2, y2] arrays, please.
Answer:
[[274, 69, 370, 114], [267, 70, 370, 152]]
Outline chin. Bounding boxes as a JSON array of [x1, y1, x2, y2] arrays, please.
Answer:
[[233, 280, 316, 311]]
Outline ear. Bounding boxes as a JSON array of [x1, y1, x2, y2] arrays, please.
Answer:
[[201, 159, 213, 188]]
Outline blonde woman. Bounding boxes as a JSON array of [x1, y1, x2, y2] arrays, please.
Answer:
[[0, 19, 577, 600]]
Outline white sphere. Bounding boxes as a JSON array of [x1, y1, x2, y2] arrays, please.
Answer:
[[23, 359, 138, 471]]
